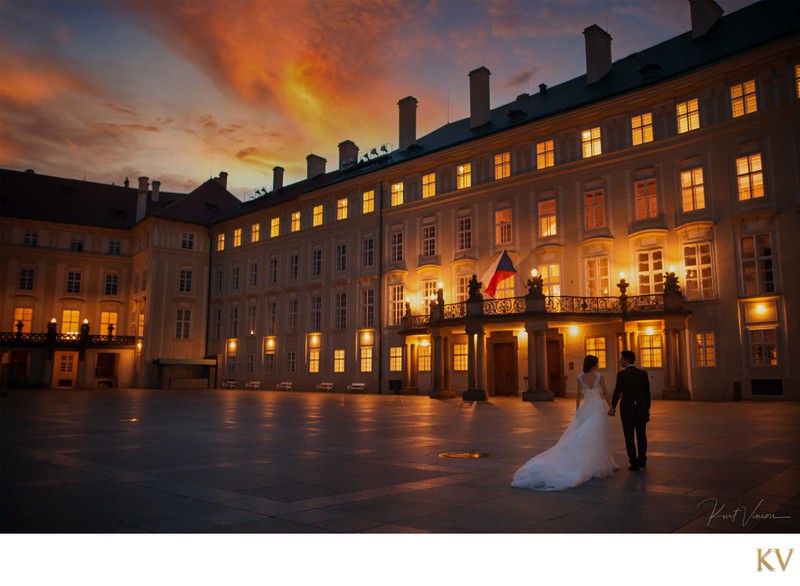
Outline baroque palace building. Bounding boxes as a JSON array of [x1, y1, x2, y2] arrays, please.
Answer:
[[2, 0, 799, 400]]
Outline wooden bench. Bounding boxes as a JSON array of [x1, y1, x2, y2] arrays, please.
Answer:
[[245, 381, 261, 390], [347, 382, 365, 393], [276, 381, 292, 391], [223, 379, 236, 389], [316, 382, 333, 392]]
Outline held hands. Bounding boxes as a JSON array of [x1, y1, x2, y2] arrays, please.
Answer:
[[607, 407, 615, 417]]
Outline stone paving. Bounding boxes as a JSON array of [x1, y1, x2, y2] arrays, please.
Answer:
[[1, 387, 799, 534]]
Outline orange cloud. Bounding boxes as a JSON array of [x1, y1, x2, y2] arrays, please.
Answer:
[[0, 52, 97, 105]]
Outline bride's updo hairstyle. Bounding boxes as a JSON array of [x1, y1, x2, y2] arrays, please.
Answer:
[[582, 355, 599, 373]]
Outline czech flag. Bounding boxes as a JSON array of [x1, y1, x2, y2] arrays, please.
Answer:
[[481, 249, 517, 297]]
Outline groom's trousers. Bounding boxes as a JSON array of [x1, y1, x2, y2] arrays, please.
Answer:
[[622, 417, 647, 467]]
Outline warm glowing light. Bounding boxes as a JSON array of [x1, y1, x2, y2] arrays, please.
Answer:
[[266, 338, 275, 349], [83, 318, 89, 324], [228, 340, 237, 352], [437, 281, 443, 290], [136, 341, 142, 350], [362, 332, 372, 344], [518, 330, 528, 341], [568, 325, 580, 336], [669, 265, 675, 273], [420, 339, 430, 347], [310, 335, 319, 345], [404, 297, 410, 304], [531, 268, 539, 277], [645, 327, 654, 335], [755, 304, 767, 315], [619, 272, 626, 280], [50, 318, 56, 323]]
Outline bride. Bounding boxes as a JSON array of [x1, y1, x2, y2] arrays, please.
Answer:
[[512, 355, 619, 491]]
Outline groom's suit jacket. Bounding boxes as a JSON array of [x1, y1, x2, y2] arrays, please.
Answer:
[[611, 365, 651, 424]]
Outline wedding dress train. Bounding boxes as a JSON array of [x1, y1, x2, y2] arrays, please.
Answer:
[[511, 373, 619, 491]]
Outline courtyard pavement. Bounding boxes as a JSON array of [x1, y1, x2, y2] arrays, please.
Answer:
[[1, 387, 799, 535]]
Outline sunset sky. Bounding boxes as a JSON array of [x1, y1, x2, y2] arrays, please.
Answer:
[[0, 0, 757, 199]]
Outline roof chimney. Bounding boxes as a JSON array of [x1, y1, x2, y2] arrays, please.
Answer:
[[215, 171, 228, 189], [151, 180, 160, 202], [398, 96, 418, 150], [273, 166, 284, 191], [338, 140, 359, 169], [690, 0, 723, 39], [306, 154, 326, 179], [583, 25, 612, 84], [136, 176, 149, 222], [469, 67, 491, 129]]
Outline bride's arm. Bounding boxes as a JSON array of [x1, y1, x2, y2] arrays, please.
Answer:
[[600, 374, 612, 408]]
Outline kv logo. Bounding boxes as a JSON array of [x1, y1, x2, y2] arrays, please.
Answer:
[[757, 548, 794, 572]]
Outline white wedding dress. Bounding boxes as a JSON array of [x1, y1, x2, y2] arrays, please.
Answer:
[[512, 373, 619, 491]]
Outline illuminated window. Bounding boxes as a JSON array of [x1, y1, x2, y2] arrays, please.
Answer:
[[311, 296, 322, 331], [457, 217, 472, 251], [313, 204, 324, 226], [360, 347, 373, 373], [422, 279, 438, 313], [309, 349, 320, 373], [584, 337, 607, 368], [676, 98, 700, 133], [457, 163, 472, 189], [694, 332, 716, 367], [495, 209, 512, 244], [636, 249, 664, 294], [536, 140, 554, 169], [584, 190, 605, 229], [389, 347, 403, 372], [418, 344, 431, 372], [233, 228, 242, 247], [422, 173, 436, 198], [175, 309, 191, 339], [495, 276, 514, 300], [270, 217, 280, 238], [100, 311, 117, 334], [634, 179, 658, 220], [337, 198, 348, 220], [178, 269, 192, 293], [631, 113, 653, 146], [312, 248, 322, 277], [730, 80, 757, 118], [581, 127, 602, 158], [585, 256, 609, 297], [390, 231, 403, 262], [538, 200, 557, 237], [291, 211, 300, 232], [453, 344, 468, 371], [422, 225, 436, 257], [13, 308, 32, 333], [333, 349, 345, 373], [18, 267, 34, 291], [391, 182, 404, 206], [61, 310, 80, 334], [335, 293, 347, 330], [251, 223, 260, 243], [456, 275, 470, 303], [639, 334, 662, 368], [680, 168, 705, 212], [683, 242, 715, 300], [217, 233, 225, 251], [537, 264, 560, 296], [494, 152, 510, 180], [740, 234, 774, 295], [66, 271, 82, 294], [389, 284, 405, 326], [750, 328, 777, 366], [362, 190, 374, 214], [736, 153, 764, 200]]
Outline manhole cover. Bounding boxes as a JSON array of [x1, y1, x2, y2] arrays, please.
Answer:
[[438, 451, 489, 460]]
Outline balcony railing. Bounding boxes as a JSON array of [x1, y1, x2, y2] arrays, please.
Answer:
[[0, 331, 136, 348], [483, 297, 527, 316]]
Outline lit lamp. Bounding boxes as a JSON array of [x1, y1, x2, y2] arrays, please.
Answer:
[[527, 268, 544, 298], [79, 318, 90, 337], [616, 272, 629, 296], [404, 297, 411, 317], [436, 282, 444, 305]]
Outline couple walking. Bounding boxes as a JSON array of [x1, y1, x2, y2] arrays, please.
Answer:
[[512, 350, 650, 491]]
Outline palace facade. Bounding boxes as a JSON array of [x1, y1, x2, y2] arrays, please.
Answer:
[[2, 0, 799, 400]]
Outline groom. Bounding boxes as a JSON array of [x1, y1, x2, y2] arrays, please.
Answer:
[[608, 350, 651, 471]]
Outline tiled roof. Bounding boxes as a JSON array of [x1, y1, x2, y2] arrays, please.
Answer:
[[0, 169, 240, 228]]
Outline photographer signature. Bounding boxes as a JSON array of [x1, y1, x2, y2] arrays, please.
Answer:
[[698, 497, 792, 528]]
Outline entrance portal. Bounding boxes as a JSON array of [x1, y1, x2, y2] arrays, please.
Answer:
[[492, 342, 517, 396]]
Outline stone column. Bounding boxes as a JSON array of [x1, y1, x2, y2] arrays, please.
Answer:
[[463, 325, 487, 401], [663, 328, 676, 391], [523, 322, 553, 402], [476, 330, 486, 391]]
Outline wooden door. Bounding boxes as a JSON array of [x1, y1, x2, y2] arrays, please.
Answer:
[[546, 339, 564, 396], [493, 342, 517, 396]]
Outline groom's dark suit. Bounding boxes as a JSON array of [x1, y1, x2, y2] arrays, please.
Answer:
[[611, 365, 651, 469]]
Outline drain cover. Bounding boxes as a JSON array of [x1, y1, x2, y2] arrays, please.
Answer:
[[438, 451, 489, 460]]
